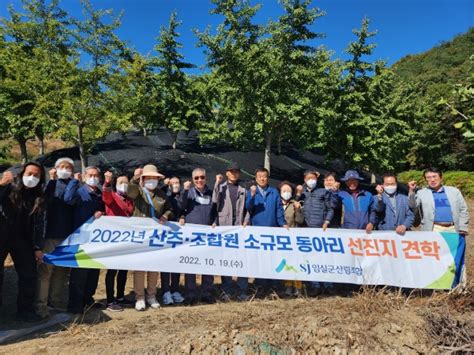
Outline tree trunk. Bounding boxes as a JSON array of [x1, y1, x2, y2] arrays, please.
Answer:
[[371, 172, 376, 185], [264, 131, 272, 174], [38, 136, 45, 156], [142, 127, 148, 137], [78, 125, 88, 174], [17, 137, 28, 165], [277, 135, 282, 155], [172, 131, 178, 150]]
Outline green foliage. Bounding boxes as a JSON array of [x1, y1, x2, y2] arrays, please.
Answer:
[[152, 11, 196, 149], [398, 170, 474, 198], [393, 29, 474, 171]]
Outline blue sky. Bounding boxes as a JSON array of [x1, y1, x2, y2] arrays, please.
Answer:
[[1, 0, 473, 73]]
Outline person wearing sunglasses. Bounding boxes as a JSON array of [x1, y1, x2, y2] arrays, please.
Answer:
[[179, 168, 217, 305]]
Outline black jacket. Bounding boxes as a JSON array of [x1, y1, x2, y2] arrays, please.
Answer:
[[0, 183, 46, 249]]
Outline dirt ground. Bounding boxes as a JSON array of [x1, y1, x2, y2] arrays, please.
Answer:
[[1, 203, 473, 354]]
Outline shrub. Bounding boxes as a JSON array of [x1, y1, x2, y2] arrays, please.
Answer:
[[398, 170, 474, 197]]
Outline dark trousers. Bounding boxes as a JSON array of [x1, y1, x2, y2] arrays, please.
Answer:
[[221, 276, 248, 295], [0, 238, 36, 315], [68, 268, 100, 312], [184, 274, 214, 298], [105, 269, 127, 304], [161, 272, 180, 294]]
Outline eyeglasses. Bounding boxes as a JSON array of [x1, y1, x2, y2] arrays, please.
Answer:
[[193, 176, 206, 180]]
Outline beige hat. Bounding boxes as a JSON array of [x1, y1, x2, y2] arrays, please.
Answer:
[[142, 164, 165, 178]]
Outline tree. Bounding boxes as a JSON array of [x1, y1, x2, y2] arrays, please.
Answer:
[[55, 0, 127, 172], [152, 11, 195, 149], [0, 0, 72, 162], [198, 0, 324, 172]]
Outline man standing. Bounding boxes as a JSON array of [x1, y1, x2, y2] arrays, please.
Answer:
[[180, 168, 217, 304], [296, 170, 335, 293], [408, 168, 469, 235], [64, 166, 105, 314], [245, 168, 287, 293], [338, 170, 384, 233], [377, 173, 415, 234], [213, 162, 249, 301], [36, 157, 75, 318]]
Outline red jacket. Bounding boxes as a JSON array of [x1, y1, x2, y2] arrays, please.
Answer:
[[102, 182, 134, 217]]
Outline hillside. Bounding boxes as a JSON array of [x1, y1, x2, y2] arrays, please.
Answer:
[[392, 28, 473, 97]]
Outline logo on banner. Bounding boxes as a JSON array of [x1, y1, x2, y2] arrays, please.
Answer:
[[275, 259, 298, 273]]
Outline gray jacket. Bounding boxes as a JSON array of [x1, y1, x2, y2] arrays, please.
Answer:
[[212, 181, 248, 226], [409, 186, 469, 232]]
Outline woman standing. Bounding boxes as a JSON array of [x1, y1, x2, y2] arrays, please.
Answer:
[[102, 171, 135, 312], [0, 162, 46, 322], [279, 181, 304, 297]]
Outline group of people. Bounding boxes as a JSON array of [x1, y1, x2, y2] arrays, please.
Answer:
[[0, 157, 469, 322]]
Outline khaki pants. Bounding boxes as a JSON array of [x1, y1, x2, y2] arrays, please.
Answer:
[[433, 224, 467, 288], [134, 271, 158, 300], [284, 280, 302, 289], [35, 239, 70, 316], [432, 224, 456, 233]]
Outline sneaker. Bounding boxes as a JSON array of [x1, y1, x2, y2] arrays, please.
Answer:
[[237, 293, 251, 302], [184, 296, 198, 306], [135, 299, 146, 311], [200, 294, 216, 304], [293, 288, 302, 297], [219, 291, 232, 302], [106, 302, 123, 312], [171, 291, 184, 304], [16, 312, 45, 323], [284, 286, 293, 297], [146, 296, 161, 309], [116, 297, 135, 306], [162, 291, 174, 306]]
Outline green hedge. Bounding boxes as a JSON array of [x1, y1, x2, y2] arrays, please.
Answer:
[[397, 170, 474, 198]]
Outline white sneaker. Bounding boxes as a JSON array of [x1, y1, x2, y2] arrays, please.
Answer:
[[171, 291, 185, 304], [162, 291, 174, 306], [146, 296, 161, 309], [135, 299, 146, 311]]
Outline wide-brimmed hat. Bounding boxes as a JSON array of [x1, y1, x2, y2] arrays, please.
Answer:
[[340, 170, 364, 181], [142, 164, 165, 178]]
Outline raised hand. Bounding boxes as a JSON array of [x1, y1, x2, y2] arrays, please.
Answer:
[[0, 171, 13, 186], [49, 168, 57, 180], [104, 171, 113, 183], [250, 185, 257, 197], [215, 174, 224, 185]]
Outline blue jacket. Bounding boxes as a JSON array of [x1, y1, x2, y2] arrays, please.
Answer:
[[45, 179, 75, 240], [337, 190, 384, 229], [64, 179, 105, 230], [245, 185, 286, 227], [297, 186, 335, 228], [180, 186, 216, 225], [377, 192, 415, 231]]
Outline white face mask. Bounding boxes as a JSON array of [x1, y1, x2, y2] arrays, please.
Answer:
[[144, 179, 158, 191], [281, 192, 292, 201], [23, 175, 40, 188], [57, 169, 72, 180], [171, 184, 180, 193], [116, 183, 128, 194], [306, 179, 317, 189], [384, 186, 397, 195], [86, 177, 99, 187]]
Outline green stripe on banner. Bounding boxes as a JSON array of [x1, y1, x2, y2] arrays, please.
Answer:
[[75, 249, 106, 269], [425, 263, 456, 289]]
